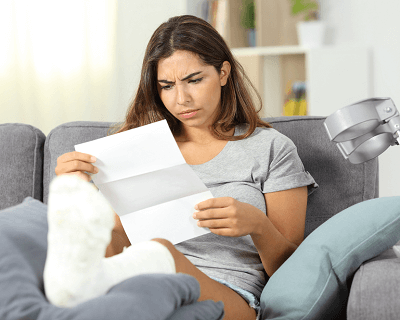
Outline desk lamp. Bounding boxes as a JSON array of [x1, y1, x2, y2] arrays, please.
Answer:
[[324, 97, 400, 164]]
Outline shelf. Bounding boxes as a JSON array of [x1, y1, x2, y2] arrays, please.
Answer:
[[231, 45, 308, 56], [230, 46, 371, 118], [186, 1, 371, 118]]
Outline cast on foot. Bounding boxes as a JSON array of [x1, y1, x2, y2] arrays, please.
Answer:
[[44, 175, 176, 308]]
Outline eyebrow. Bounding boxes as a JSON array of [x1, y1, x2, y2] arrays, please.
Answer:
[[158, 71, 202, 84]]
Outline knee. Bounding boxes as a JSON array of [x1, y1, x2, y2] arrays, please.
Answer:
[[151, 238, 173, 249], [151, 238, 177, 256]]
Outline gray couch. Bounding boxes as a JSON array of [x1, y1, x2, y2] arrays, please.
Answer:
[[0, 116, 398, 319]]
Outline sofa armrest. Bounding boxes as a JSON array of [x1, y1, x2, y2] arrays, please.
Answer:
[[0, 124, 45, 209], [347, 248, 400, 319]]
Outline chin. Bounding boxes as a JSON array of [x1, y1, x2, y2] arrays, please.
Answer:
[[181, 119, 209, 129]]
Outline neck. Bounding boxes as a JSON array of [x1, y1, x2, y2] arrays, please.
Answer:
[[176, 126, 215, 144], [176, 125, 234, 144]]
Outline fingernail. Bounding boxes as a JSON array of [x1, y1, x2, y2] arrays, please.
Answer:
[[193, 212, 197, 219], [94, 167, 99, 173], [194, 204, 198, 210], [91, 156, 97, 162]]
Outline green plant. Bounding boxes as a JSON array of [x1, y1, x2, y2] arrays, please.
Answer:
[[290, 0, 319, 21], [241, 0, 255, 29]]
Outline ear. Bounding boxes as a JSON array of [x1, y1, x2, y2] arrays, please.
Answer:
[[220, 61, 231, 86]]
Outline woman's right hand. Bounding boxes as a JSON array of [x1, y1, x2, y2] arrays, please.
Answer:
[[55, 151, 98, 182]]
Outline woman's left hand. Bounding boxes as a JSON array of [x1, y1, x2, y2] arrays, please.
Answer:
[[193, 197, 265, 237]]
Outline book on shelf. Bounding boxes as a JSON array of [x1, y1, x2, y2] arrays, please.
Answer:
[[214, 0, 227, 39], [284, 81, 307, 116], [196, 0, 228, 39]]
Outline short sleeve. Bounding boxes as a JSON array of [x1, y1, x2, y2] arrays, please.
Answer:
[[261, 135, 318, 195]]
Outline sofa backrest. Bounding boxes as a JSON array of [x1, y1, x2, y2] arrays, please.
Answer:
[[42, 116, 379, 238], [43, 121, 113, 204], [265, 116, 378, 237], [0, 123, 45, 210]]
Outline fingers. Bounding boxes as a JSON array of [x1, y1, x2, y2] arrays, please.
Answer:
[[196, 217, 240, 237], [195, 197, 235, 211], [193, 197, 243, 237], [57, 151, 96, 164], [55, 151, 98, 176], [55, 160, 98, 175], [193, 206, 235, 232], [193, 207, 230, 220], [196, 217, 230, 229]]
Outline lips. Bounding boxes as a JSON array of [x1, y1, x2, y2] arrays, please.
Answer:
[[179, 109, 199, 115], [179, 109, 199, 119]]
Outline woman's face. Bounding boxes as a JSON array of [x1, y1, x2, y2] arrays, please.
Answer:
[[157, 50, 230, 133]]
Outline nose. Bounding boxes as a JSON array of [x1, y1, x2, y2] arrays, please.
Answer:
[[176, 84, 190, 105]]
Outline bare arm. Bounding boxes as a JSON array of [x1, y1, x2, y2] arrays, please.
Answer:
[[251, 186, 308, 276], [194, 186, 308, 277]]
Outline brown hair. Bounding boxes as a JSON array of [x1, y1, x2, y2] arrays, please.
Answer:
[[111, 15, 271, 139]]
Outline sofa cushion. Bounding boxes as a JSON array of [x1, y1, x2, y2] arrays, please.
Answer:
[[43, 117, 379, 238], [260, 196, 400, 320], [0, 123, 45, 209], [347, 248, 400, 320], [43, 121, 113, 203]]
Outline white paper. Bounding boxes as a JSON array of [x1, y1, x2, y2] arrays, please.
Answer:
[[75, 120, 212, 245]]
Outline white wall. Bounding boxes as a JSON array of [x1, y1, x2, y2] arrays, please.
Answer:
[[114, 0, 186, 122], [120, 0, 400, 197], [321, 0, 400, 197]]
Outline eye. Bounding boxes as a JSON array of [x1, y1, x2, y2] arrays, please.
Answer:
[[161, 84, 173, 90], [189, 77, 203, 84]]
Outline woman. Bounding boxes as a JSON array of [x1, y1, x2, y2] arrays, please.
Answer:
[[49, 15, 317, 320]]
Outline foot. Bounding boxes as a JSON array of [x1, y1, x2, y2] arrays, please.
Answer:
[[44, 175, 115, 307], [44, 175, 176, 308]]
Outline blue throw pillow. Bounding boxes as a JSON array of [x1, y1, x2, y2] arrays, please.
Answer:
[[260, 196, 400, 320]]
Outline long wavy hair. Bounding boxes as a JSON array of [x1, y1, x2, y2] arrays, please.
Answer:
[[111, 15, 271, 139]]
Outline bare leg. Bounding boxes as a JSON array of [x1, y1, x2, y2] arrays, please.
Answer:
[[105, 217, 256, 319], [106, 215, 256, 320], [105, 213, 131, 257], [105, 221, 256, 319], [152, 239, 257, 320]]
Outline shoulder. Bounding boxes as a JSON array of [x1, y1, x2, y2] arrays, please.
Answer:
[[235, 124, 296, 154]]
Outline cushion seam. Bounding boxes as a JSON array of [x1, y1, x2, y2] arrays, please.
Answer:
[[32, 128, 38, 198], [267, 117, 326, 125], [267, 117, 326, 121], [57, 124, 112, 130], [46, 130, 54, 193]]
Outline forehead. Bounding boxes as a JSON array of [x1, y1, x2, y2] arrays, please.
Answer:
[[157, 50, 208, 77]]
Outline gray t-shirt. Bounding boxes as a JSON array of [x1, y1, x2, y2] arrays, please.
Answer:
[[175, 124, 318, 299]]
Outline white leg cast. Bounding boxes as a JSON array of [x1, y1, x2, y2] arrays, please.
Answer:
[[102, 240, 176, 287], [44, 175, 115, 307], [44, 175, 176, 308]]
